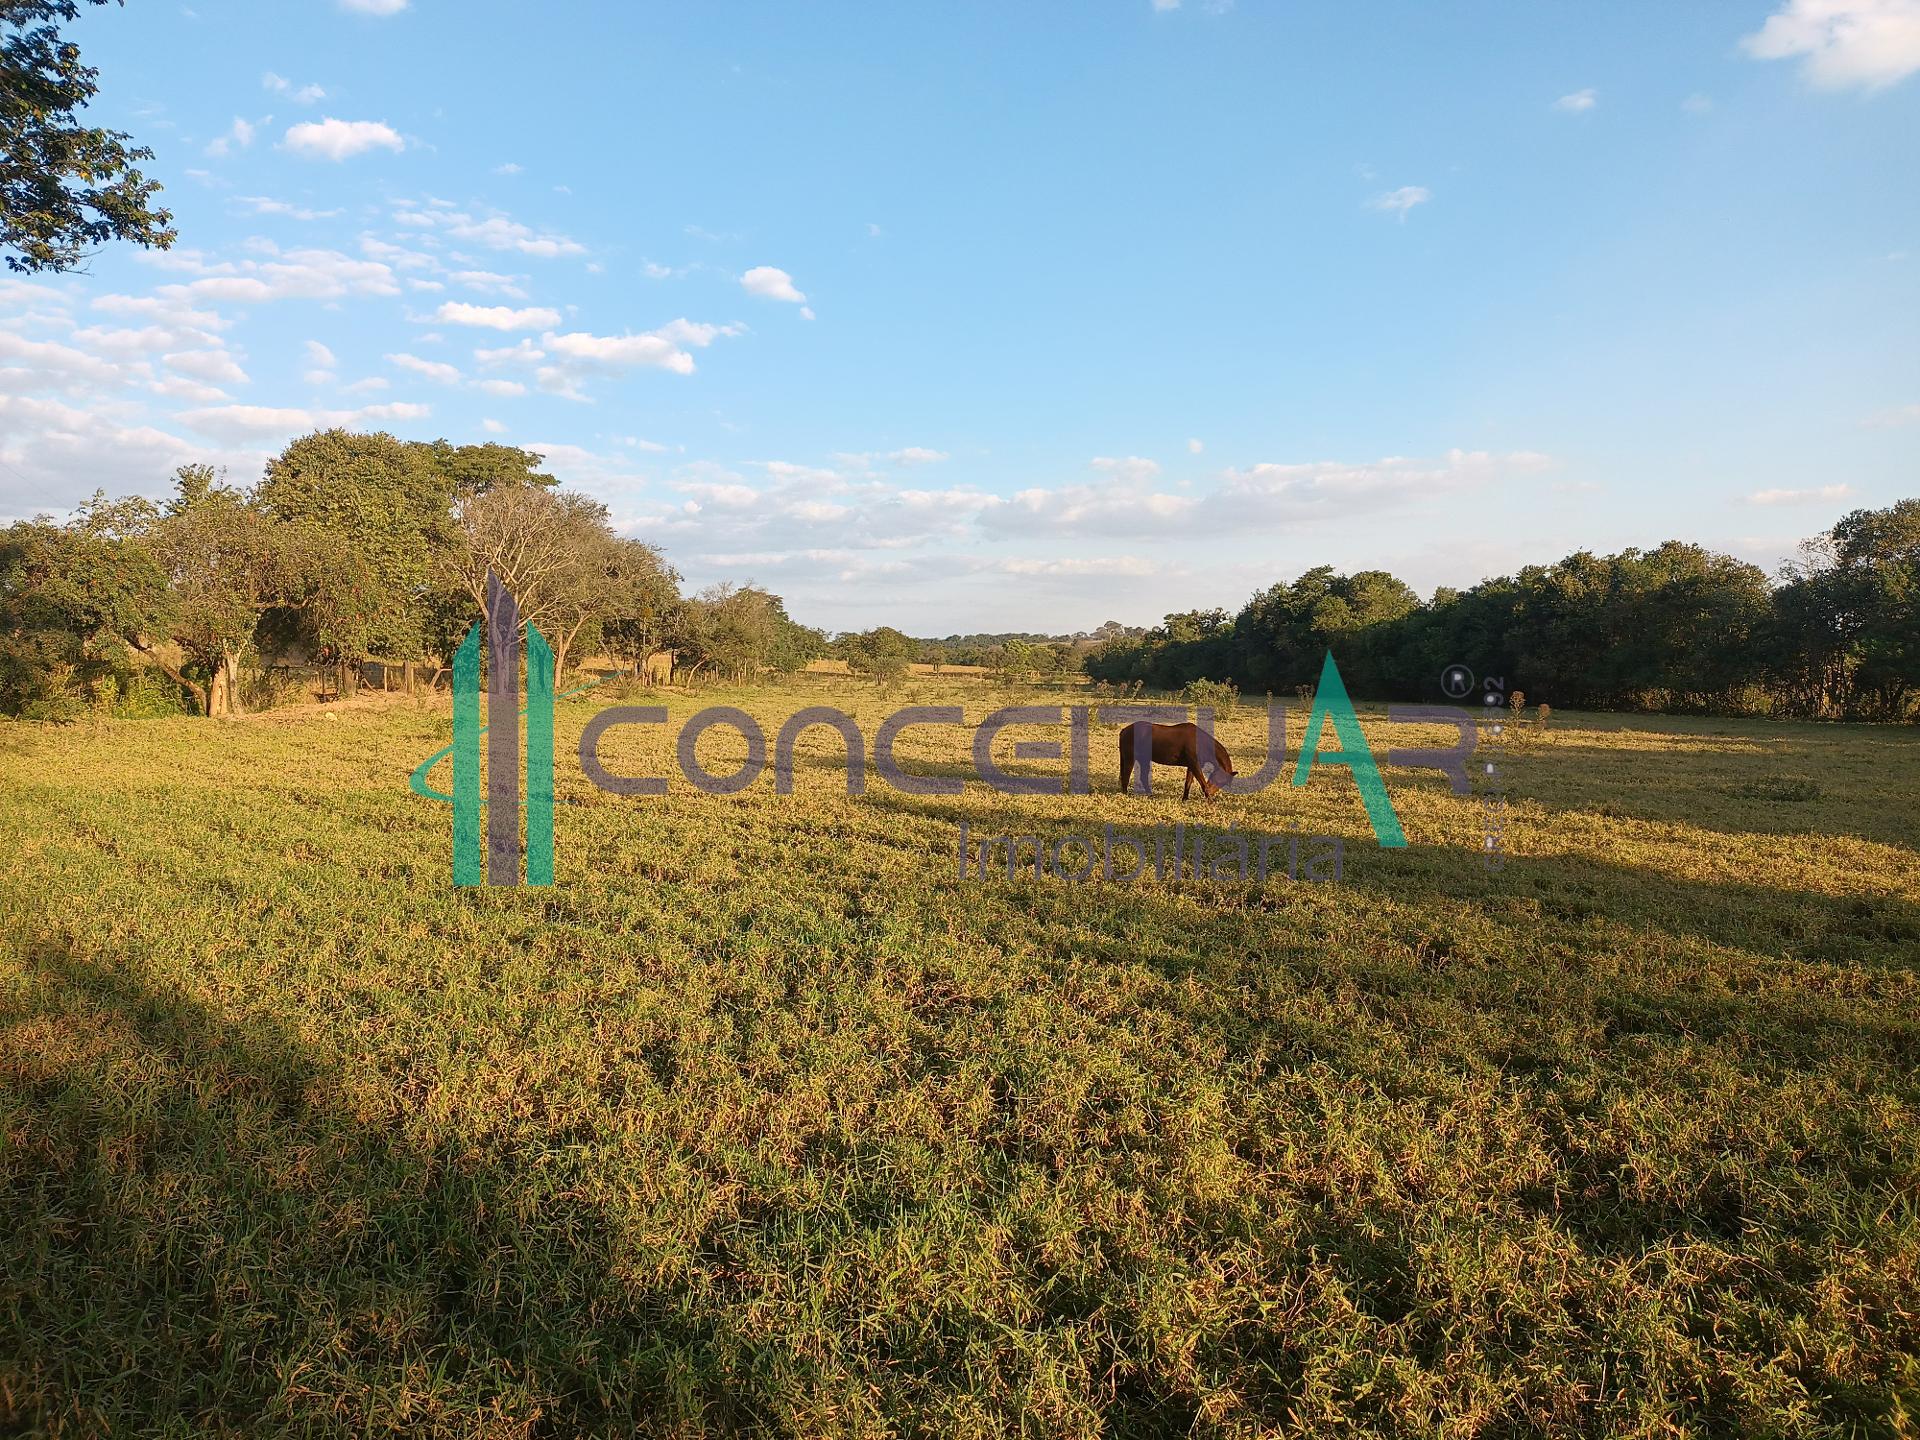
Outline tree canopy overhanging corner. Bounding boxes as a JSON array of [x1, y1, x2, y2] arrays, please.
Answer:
[[1, 0, 176, 275]]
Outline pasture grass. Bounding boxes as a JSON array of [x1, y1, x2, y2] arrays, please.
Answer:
[[1, 679, 1917, 1437]]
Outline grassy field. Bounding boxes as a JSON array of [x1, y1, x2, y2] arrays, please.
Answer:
[[2, 679, 1917, 1438]]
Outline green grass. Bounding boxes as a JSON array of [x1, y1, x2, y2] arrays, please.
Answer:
[[2, 681, 1917, 1437]]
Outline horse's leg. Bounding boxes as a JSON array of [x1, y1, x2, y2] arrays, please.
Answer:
[[1183, 768, 1194, 801], [1119, 740, 1134, 794]]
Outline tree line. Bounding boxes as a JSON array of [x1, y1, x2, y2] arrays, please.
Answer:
[[1085, 501, 1920, 720], [4, 441, 1913, 721], [0, 430, 823, 719]]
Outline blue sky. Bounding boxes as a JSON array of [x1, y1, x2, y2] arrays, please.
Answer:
[[2, 0, 1917, 634]]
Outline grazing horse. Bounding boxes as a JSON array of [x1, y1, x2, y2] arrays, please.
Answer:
[[1118, 721, 1235, 802]]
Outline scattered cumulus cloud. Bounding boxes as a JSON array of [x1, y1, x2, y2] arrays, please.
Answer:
[[1553, 88, 1598, 112], [337, 0, 408, 14], [262, 72, 325, 103], [740, 265, 807, 303], [1367, 185, 1431, 221], [431, 302, 562, 331], [174, 400, 429, 441], [283, 118, 405, 161], [1090, 455, 1163, 485], [393, 201, 585, 258], [204, 116, 257, 158], [1745, 483, 1858, 505], [236, 195, 341, 221], [1741, 0, 1920, 91], [151, 244, 400, 304], [447, 269, 528, 298], [386, 351, 462, 384]]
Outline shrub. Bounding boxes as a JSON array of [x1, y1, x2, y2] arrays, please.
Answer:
[[1181, 678, 1239, 711]]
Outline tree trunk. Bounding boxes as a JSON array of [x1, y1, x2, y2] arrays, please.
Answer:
[[403, 659, 415, 696], [217, 647, 245, 716], [130, 638, 208, 716]]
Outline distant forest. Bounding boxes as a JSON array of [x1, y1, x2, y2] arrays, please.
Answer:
[[2, 428, 1913, 723], [1075, 500, 1919, 721]]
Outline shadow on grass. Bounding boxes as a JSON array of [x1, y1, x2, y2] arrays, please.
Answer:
[[0, 943, 755, 1436], [0, 939, 1228, 1439]]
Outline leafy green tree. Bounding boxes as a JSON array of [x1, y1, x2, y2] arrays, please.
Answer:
[[840, 625, 914, 685], [0, 497, 169, 717], [421, 439, 556, 497], [599, 540, 683, 678], [1, 0, 175, 273], [675, 584, 817, 683], [151, 466, 315, 716], [257, 430, 453, 666]]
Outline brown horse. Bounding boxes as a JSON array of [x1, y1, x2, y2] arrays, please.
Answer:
[[1118, 721, 1235, 802]]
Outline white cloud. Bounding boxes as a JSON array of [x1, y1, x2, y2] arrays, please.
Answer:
[[473, 378, 525, 397], [0, 331, 133, 390], [474, 339, 545, 366], [1367, 186, 1432, 221], [1187, 438, 1205, 454], [1683, 92, 1715, 112], [204, 116, 257, 158], [164, 349, 250, 386], [91, 293, 229, 333], [541, 329, 695, 374], [996, 556, 1159, 577], [482, 418, 507, 434], [0, 395, 215, 512], [1741, 0, 1920, 90], [283, 118, 405, 161], [386, 352, 462, 384], [448, 268, 528, 298], [236, 195, 341, 221], [741, 265, 807, 303], [1091, 455, 1162, 484], [154, 246, 399, 304], [526, 318, 743, 395], [338, 0, 408, 14], [394, 202, 585, 258], [1152, 0, 1180, 10], [1553, 88, 1598, 112], [304, 340, 336, 368], [359, 234, 437, 270], [1745, 483, 1858, 504], [432, 301, 562, 331], [262, 72, 326, 103], [1866, 400, 1920, 425], [493, 162, 522, 175], [175, 400, 429, 440]]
